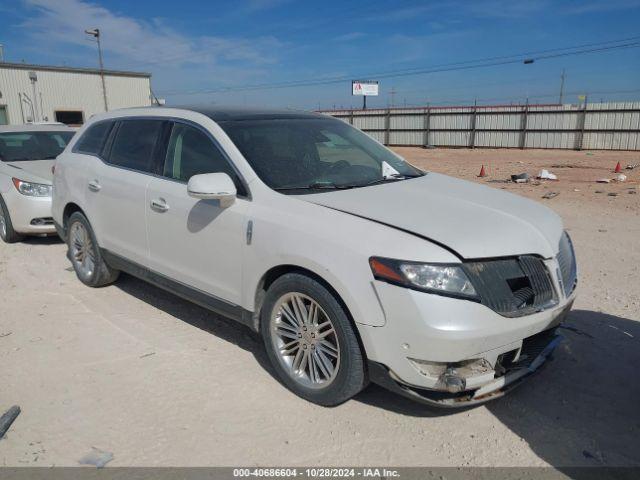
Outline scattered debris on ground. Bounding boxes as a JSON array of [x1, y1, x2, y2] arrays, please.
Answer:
[[0, 406, 21, 439], [511, 172, 529, 183], [139, 352, 156, 359], [613, 174, 627, 182], [627, 163, 639, 170], [596, 178, 611, 183], [79, 447, 114, 468], [537, 169, 558, 180], [0, 332, 12, 338], [542, 191, 560, 199], [608, 193, 618, 197]]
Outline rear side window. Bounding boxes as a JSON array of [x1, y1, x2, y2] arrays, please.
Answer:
[[163, 123, 245, 195], [75, 121, 112, 155], [108, 120, 164, 173]]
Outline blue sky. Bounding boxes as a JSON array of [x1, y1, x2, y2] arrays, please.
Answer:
[[2, 0, 640, 109]]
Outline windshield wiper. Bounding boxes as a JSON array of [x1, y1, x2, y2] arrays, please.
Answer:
[[274, 173, 425, 192], [359, 172, 425, 187], [274, 181, 357, 191]]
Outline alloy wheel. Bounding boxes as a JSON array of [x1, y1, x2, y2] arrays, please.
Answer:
[[0, 207, 6, 239], [69, 221, 96, 279], [270, 292, 340, 389]]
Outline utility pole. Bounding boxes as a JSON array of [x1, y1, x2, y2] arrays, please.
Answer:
[[389, 86, 397, 108], [559, 69, 565, 105], [85, 28, 108, 111]]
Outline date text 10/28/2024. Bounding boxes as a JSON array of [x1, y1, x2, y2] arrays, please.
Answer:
[[233, 468, 400, 478]]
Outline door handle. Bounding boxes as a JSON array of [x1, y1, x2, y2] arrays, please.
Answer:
[[150, 198, 169, 212], [88, 180, 101, 192]]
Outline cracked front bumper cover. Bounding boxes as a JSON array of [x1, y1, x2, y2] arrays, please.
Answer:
[[368, 330, 563, 408]]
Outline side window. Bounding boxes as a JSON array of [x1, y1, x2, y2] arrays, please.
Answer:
[[108, 120, 164, 173], [75, 121, 113, 155], [163, 123, 245, 195]]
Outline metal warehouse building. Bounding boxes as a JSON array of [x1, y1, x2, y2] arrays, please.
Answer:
[[0, 62, 152, 126]]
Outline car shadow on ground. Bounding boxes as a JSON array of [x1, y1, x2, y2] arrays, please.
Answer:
[[111, 275, 640, 464], [20, 235, 63, 246], [114, 273, 277, 377], [486, 309, 640, 467]]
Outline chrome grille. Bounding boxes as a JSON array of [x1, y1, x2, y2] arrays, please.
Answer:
[[464, 256, 558, 317], [557, 232, 577, 297]]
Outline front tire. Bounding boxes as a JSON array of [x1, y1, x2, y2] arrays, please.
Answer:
[[0, 195, 24, 244], [261, 273, 367, 406], [67, 212, 119, 287]]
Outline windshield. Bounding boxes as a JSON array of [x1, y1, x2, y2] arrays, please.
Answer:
[[219, 118, 424, 193], [0, 131, 74, 162]]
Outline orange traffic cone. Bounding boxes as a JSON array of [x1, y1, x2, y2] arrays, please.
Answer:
[[478, 165, 487, 177], [614, 161, 622, 173]]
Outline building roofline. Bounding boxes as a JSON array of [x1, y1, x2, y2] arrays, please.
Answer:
[[0, 61, 151, 78]]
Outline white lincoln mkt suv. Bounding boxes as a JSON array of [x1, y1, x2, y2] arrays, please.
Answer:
[[52, 107, 577, 407]]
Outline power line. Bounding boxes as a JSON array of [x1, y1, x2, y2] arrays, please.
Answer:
[[157, 36, 640, 96], [360, 88, 640, 109]]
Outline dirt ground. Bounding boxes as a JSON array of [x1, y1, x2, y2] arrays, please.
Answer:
[[1, 148, 639, 467]]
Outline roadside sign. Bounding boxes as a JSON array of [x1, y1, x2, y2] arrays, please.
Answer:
[[352, 80, 379, 96]]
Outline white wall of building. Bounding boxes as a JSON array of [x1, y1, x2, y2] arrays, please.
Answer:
[[0, 63, 152, 125]]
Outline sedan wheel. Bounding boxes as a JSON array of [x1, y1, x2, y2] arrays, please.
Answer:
[[270, 292, 340, 389], [0, 196, 24, 243]]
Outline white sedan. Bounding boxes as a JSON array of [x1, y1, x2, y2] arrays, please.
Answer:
[[0, 124, 75, 242]]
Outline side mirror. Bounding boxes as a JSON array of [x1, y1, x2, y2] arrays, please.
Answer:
[[187, 172, 237, 208]]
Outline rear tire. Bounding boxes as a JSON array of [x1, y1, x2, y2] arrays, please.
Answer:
[[0, 195, 24, 244], [260, 273, 367, 406], [67, 212, 119, 287]]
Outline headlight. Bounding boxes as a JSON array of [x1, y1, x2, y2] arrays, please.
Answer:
[[12, 178, 52, 197], [369, 257, 478, 299]]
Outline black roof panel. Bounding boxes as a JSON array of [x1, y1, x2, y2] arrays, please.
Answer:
[[168, 105, 327, 121]]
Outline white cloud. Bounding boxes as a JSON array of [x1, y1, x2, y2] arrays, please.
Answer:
[[20, 0, 284, 73], [333, 32, 366, 42]]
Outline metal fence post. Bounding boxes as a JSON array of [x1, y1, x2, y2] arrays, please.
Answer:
[[576, 96, 588, 150], [423, 106, 430, 147], [519, 99, 529, 149], [385, 108, 391, 145], [469, 101, 478, 148], [349, 110, 354, 125]]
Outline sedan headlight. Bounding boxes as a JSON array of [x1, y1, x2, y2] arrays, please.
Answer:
[[12, 178, 52, 197], [369, 257, 478, 299]]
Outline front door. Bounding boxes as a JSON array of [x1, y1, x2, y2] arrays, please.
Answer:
[[146, 121, 249, 306]]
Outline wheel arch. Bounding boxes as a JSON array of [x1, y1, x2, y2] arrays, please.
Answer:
[[62, 202, 86, 228], [251, 264, 368, 362]]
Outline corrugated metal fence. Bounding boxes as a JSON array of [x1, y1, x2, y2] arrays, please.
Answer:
[[319, 102, 640, 150]]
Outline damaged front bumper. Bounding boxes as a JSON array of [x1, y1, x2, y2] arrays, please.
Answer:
[[368, 327, 563, 408]]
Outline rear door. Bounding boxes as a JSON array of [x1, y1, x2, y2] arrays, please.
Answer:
[[86, 118, 166, 266], [146, 121, 249, 306]]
